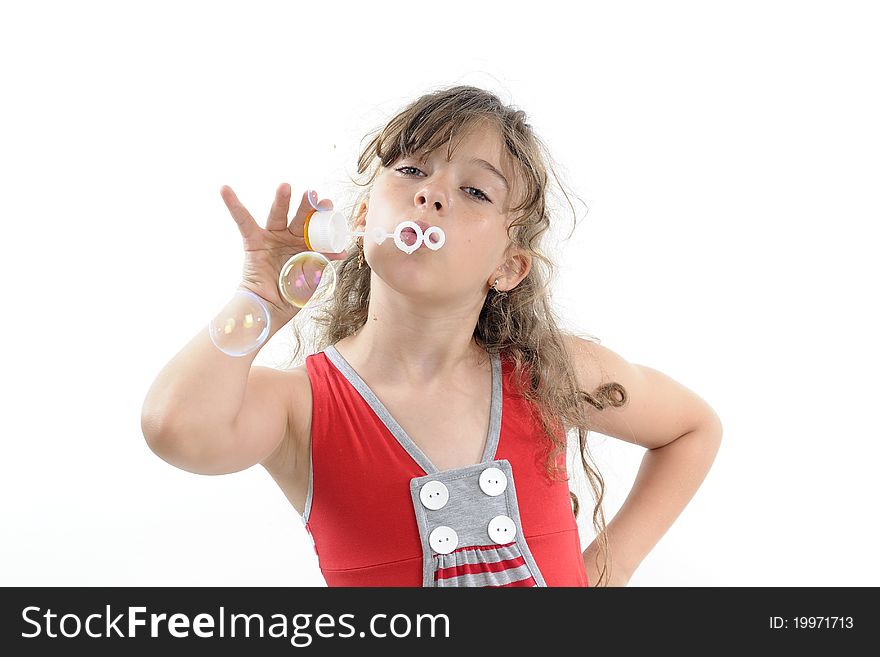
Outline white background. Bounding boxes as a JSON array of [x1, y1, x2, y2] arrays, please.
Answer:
[[2, 0, 877, 587]]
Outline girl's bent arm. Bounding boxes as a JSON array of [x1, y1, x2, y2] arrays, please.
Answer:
[[563, 334, 723, 584], [140, 303, 299, 475]]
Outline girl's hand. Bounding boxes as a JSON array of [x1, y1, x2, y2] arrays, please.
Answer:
[[220, 183, 348, 318]]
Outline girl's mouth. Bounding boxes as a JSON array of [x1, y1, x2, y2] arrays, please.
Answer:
[[400, 226, 441, 248], [401, 227, 419, 247]]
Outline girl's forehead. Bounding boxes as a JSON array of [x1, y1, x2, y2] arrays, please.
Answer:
[[386, 124, 522, 203], [411, 133, 512, 181], [421, 127, 504, 162]]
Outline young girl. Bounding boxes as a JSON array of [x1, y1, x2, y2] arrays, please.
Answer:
[[141, 85, 723, 587]]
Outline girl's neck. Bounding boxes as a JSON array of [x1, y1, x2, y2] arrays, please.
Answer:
[[334, 329, 489, 389]]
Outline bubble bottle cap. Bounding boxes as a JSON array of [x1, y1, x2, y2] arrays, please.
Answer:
[[304, 208, 350, 253]]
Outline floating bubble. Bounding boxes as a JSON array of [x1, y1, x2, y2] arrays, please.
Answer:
[[208, 288, 271, 357], [278, 250, 337, 309]]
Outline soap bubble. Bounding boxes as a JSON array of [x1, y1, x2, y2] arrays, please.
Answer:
[[278, 251, 337, 309], [208, 288, 271, 357], [208, 253, 338, 358]]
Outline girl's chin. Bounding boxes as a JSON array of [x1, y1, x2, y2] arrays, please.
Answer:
[[374, 252, 435, 268], [373, 267, 443, 289]]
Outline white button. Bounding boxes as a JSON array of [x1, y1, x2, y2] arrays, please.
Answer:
[[429, 526, 459, 554], [479, 467, 507, 496], [488, 515, 517, 544], [419, 480, 449, 510]]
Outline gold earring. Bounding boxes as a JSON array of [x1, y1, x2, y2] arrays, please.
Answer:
[[490, 277, 500, 292], [357, 240, 365, 270]]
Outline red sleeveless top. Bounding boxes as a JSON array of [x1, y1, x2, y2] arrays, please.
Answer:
[[301, 344, 588, 587]]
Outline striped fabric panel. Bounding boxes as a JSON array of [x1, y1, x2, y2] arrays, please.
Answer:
[[433, 542, 538, 587]]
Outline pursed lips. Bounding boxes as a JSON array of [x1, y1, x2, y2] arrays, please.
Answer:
[[399, 219, 436, 248]]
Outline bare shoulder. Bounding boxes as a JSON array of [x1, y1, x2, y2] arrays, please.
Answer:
[[559, 332, 615, 392], [559, 332, 721, 448], [258, 362, 314, 480]]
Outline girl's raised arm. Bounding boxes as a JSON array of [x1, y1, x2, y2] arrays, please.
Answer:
[[140, 184, 344, 474]]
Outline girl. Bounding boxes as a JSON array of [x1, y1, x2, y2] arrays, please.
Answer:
[[141, 85, 723, 587]]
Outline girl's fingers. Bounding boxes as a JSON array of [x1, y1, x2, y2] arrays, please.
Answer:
[[286, 189, 318, 237], [287, 190, 333, 236], [266, 183, 292, 232], [220, 186, 260, 241], [222, 184, 340, 255]]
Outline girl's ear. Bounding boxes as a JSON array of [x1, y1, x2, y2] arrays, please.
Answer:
[[494, 250, 532, 290], [514, 252, 532, 280]]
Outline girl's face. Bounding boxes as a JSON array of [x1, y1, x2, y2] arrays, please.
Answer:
[[356, 127, 516, 302]]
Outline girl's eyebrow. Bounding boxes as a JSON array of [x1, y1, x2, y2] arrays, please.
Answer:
[[467, 157, 509, 192], [411, 151, 509, 192]]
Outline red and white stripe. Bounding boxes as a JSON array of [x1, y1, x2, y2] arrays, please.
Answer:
[[433, 542, 537, 587]]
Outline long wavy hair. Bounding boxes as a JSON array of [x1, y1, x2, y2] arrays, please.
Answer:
[[282, 85, 627, 586]]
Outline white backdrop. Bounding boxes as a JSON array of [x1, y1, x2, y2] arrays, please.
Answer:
[[2, 0, 877, 587]]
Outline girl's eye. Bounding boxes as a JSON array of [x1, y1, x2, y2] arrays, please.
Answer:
[[395, 166, 492, 203]]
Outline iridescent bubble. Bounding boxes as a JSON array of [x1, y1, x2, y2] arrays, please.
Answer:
[[278, 251, 337, 309], [208, 288, 271, 357]]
